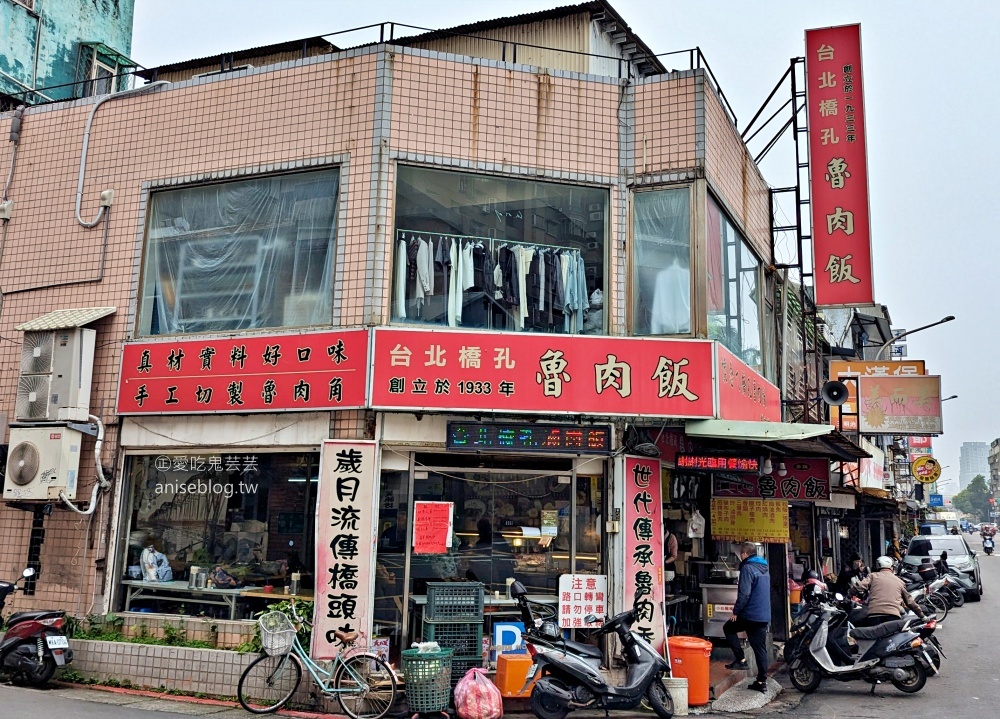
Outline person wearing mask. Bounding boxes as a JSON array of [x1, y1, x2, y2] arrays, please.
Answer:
[[724, 542, 770, 694], [851, 556, 925, 626]]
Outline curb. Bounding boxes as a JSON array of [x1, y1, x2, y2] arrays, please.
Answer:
[[52, 681, 346, 718]]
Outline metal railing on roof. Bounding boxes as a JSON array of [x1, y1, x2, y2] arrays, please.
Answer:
[[655, 47, 738, 129]]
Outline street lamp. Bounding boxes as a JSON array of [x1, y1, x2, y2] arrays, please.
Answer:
[[876, 315, 956, 361], [942, 395, 958, 402]]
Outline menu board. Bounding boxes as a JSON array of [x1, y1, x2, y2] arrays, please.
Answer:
[[413, 501, 454, 555]]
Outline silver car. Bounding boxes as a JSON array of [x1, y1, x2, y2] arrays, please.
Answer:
[[904, 535, 983, 601]]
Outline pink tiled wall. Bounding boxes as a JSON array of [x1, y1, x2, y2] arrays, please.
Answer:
[[704, 82, 773, 263], [633, 74, 700, 175]]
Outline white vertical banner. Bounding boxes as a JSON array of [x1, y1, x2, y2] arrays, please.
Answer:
[[312, 440, 379, 660]]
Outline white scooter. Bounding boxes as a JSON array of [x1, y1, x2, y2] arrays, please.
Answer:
[[984, 536, 995, 555]]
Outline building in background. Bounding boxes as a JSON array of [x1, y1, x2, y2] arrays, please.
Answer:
[[988, 438, 1000, 496], [0, 0, 136, 109], [959, 441, 989, 491]]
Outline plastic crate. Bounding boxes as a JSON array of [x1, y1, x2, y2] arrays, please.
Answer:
[[425, 582, 484, 622], [422, 620, 483, 656], [401, 647, 454, 713], [449, 655, 486, 689]]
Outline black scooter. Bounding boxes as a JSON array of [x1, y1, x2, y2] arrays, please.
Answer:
[[0, 568, 73, 686], [512, 581, 673, 719]]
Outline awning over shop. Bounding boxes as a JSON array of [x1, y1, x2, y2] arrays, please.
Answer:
[[684, 419, 870, 462], [15, 306, 116, 331]]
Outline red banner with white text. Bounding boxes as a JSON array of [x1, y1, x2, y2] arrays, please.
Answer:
[[806, 24, 874, 306]]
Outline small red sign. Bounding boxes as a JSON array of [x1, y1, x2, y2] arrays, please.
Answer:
[[412, 501, 454, 555], [117, 329, 369, 414], [712, 458, 831, 501], [369, 328, 716, 418], [806, 24, 874, 307], [716, 344, 781, 422]]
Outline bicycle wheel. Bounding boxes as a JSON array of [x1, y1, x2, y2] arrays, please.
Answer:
[[927, 592, 949, 620], [238, 653, 302, 714], [334, 653, 398, 719]]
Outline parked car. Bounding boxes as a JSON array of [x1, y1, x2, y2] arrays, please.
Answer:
[[904, 535, 982, 601]]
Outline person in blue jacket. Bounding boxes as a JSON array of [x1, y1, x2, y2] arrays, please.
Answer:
[[723, 541, 771, 693]]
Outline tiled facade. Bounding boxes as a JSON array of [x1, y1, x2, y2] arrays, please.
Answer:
[[0, 39, 770, 627]]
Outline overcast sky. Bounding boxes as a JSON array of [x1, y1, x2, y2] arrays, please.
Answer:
[[132, 1, 999, 489]]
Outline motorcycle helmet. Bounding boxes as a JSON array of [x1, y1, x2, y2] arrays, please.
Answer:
[[875, 556, 893, 570], [801, 568, 821, 583]]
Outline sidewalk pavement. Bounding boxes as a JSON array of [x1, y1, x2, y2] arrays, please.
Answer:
[[38, 665, 804, 719]]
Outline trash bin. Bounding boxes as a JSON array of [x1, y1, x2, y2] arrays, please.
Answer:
[[667, 636, 712, 706], [662, 677, 689, 716], [402, 647, 454, 713]]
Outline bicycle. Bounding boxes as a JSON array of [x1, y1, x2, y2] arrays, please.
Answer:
[[237, 602, 397, 717]]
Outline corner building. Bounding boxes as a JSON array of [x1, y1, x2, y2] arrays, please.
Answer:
[[0, 2, 860, 691]]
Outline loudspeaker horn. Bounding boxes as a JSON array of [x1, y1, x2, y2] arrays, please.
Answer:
[[821, 380, 849, 406]]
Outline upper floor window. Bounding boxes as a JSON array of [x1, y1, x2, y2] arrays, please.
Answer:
[[632, 187, 691, 335], [392, 166, 607, 335], [138, 169, 339, 336], [76, 43, 137, 98], [707, 196, 762, 368]]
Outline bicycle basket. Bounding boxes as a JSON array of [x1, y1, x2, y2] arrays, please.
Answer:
[[259, 611, 297, 656]]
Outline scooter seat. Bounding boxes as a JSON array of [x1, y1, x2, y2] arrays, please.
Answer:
[[849, 619, 906, 641], [6, 610, 63, 626], [559, 638, 604, 660]]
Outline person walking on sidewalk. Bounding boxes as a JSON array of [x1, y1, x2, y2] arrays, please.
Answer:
[[724, 542, 770, 694]]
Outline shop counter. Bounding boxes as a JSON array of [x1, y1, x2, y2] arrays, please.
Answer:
[[122, 580, 250, 620], [700, 584, 738, 638]]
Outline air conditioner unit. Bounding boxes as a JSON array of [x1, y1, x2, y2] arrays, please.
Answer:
[[15, 328, 95, 422], [3, 426, 82, 501]]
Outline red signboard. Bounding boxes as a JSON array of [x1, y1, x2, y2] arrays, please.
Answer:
[[117, 330, 369, 414], [412, 501, 454, 555], [716, 344, 781, 422], [806, 24, 874, 306], [369, 328, 716, 418], [909, 436, 932, 449], [677, 455, 761, 472], [712, 458, 831, 501]]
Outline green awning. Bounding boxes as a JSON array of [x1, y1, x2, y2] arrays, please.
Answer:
[[685, 419, 869, 461]]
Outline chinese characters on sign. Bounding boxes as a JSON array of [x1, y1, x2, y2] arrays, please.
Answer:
[[828, 359, 926, 432], [677, 455, 761, 472], [412, 502, 454, 555], [710, 499, 789, 542], [370, 328, 715, 418], [716, 345, 781, 422], [118, 330, 369, 414], [313, 440, 378, 660], [623, 456, 665, 652], [857, 375, 943, 435], [558, 574, 608, 629], [711, 458, 831, 501], [806, 25, 873, 306]]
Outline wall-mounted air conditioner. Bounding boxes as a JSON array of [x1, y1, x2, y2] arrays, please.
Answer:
[[3, 426, 82, 501], [15, 328, 95, 422]]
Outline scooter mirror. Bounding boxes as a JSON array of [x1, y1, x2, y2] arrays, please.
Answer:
[[584, 614, 599, 624], [22, 568, 35, 578]]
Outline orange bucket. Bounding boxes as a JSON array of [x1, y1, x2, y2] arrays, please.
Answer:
[[667, 636, 712, 706], [789, 588, 802, 604]]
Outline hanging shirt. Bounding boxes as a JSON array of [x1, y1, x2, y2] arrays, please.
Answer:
[[517, 246, 535, 330], [650, 263, 690, 334], [447, 239, 460, 327], [415, 238, 432, 305], [394, 238, 408, 320]]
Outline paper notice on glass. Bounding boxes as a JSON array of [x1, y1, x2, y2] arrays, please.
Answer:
[[413, 501, 454, 554], [541, 510, 558, 536], [519, 526, 541, 538]]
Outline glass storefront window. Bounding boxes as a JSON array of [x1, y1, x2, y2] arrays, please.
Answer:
[[374, 458, 605, 664], [119, 453, 318, 618], [632, 187, 691, 335], [139, 169, 340, 336], [392, 166, 608, 334], [707, 196, 762, 368]]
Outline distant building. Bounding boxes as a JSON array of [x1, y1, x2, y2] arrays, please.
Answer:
[[989, 439, 1000, 496], [1, 0, 136, 108], [959, 441, 989, 491]]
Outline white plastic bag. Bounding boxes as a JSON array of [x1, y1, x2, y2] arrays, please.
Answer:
[[454, 667, 503, 719]]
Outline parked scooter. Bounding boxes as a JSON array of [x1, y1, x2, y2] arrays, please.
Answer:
[[512, 581, 673, 719], [785, 589, 936, 695], [0, 568, 73, 686], [984, 536, 995, 555]]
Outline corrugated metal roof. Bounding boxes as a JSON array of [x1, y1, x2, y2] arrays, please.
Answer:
[[136, 37, 338, 79], [15, 307, 116, 331]]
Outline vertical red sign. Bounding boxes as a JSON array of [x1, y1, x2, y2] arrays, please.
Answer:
[[806, 24, 873, 306], [623, 456, 665, 653]]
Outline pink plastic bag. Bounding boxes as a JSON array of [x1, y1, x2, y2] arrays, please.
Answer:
[[454, 667, 503, 719]]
